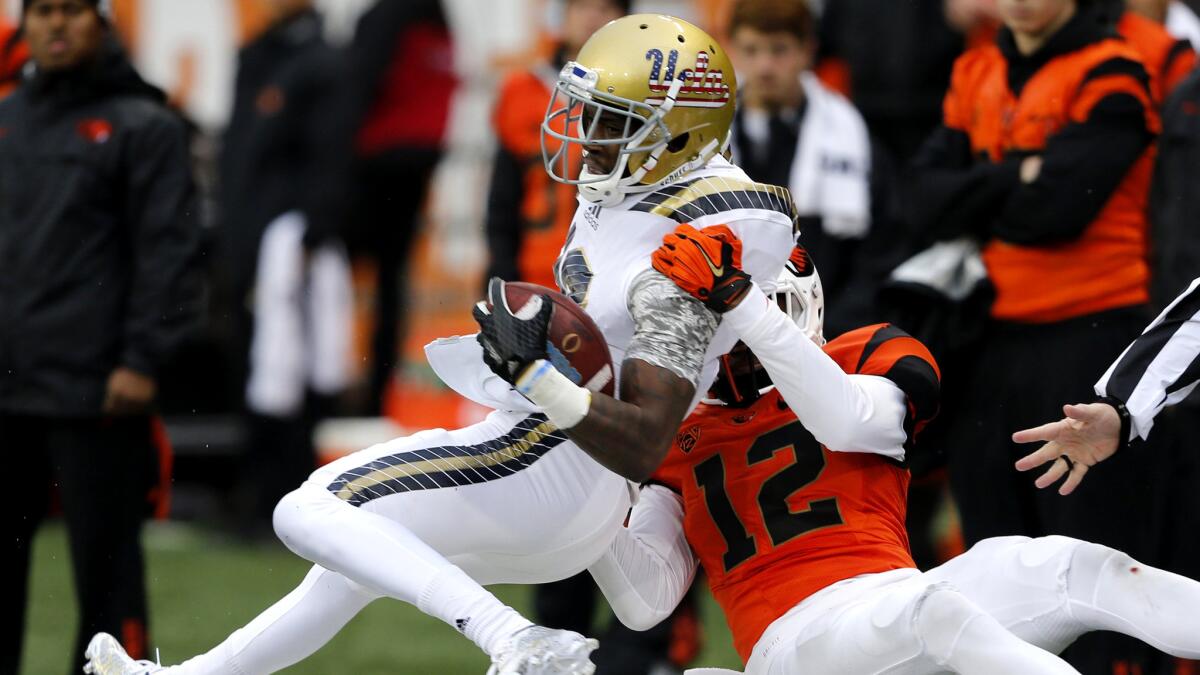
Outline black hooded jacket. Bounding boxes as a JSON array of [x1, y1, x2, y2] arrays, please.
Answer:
[[0, 38, 200, 416]]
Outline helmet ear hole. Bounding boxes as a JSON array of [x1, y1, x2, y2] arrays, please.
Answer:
[[667, 132, 690, 153]]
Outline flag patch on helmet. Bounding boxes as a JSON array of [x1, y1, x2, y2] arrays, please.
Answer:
[[645, 49, 730, 108]]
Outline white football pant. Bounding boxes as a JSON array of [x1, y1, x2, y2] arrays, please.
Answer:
[[160, 410, 630, 674], [745, 535, 1200, 674]]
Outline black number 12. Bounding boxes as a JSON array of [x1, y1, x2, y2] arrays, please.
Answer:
[[693, 420, 844, 572]]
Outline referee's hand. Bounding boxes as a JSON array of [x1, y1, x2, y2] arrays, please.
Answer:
[[1012, 403, 1122, 496]]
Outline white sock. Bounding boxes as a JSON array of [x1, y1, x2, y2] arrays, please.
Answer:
[[418, 566, 533, 655]]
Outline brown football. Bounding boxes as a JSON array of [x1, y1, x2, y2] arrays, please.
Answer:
[[496, 281, 615, 397]]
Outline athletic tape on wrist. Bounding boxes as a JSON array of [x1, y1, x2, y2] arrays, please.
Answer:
[[516, 359, 592, 429]]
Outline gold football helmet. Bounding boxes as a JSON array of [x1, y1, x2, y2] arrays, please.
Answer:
[[542, 14, 738, 206]]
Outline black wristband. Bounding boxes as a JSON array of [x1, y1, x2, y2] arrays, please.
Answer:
[[1097, 396, 1133, 452]]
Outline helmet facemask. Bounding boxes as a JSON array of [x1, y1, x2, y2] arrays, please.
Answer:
[[542, 62, 688, 207], [709, 343, 774, 408]]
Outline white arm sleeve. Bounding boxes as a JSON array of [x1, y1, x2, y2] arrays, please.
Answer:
[[722, 284, 909, 460], [588, 484, 698, 631]]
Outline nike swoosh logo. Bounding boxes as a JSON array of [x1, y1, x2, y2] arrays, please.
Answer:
[[697, 245, 723, 277]]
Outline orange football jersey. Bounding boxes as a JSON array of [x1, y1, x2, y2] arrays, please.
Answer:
[[653, 324, 940, 661]]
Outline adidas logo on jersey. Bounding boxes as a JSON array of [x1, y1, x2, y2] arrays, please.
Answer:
[[583, 204, 602, 230]]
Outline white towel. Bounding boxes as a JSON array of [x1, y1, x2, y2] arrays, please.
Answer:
[[789, 72, 872, 239], [888, 238, 988, 302], [247, 211, 353, 417], [1167, 1, 1200, 51]]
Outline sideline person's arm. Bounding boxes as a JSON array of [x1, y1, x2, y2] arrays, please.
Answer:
[[115, 112, 200, 413], [1014, 277, 1200, 495]]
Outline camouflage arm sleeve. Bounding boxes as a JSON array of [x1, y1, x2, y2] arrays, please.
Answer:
[[625, 269, 719, 389]]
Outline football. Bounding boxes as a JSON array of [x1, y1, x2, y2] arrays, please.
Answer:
[[497, 281, 615, 397]]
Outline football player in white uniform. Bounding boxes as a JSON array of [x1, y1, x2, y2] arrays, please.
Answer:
[[84, 15, 798, 675], [587, 227, 1200, 675]]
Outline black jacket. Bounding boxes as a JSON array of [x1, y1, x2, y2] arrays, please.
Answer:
[[0, 38, 200, 416], [818, 0, 965, 162], [219, 10, 349, 289], [1150, 67, 1200, 309]]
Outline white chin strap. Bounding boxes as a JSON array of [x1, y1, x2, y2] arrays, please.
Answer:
[[578, 161, 635, 207], [578, 136, 719, 208]]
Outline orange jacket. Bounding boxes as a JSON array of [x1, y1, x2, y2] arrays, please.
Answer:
[[488, 65, 580, 290], [1118, 11, 1196, 105], [941, 24, 1158, 322], [0, 20, 27, 100]]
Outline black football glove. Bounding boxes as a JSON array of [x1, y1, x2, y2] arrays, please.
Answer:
[[473, 277, 553, 386]]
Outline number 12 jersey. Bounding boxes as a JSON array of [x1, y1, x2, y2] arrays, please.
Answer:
[[652, 323, 941, 661]]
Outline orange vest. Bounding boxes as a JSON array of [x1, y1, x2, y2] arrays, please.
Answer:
[[944, 39, 1158, 322], [653, 324, 939, 661], [0, 20, 27, 100], [1118, 11, 1197, 104], [492, 67, 580, 290]]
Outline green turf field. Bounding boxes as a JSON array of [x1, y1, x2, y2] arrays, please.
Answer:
[[22, 521, 743, 674]]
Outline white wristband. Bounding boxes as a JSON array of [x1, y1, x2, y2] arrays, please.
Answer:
[[515, 360, 592, 429]]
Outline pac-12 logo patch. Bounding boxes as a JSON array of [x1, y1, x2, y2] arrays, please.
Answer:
[[676, 424, 701, 453], [76, 118, 113, 144], [645, 49, 730, 108]]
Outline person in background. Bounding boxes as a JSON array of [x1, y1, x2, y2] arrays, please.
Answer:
[[219, 0, 353, 533], [725, 0, 874, 336], [0, 0, 200, 671], [815, 0, 966, 165], [1108, 0, 1197, 103], [907, 0, 1166, 671], [343, 0, 457, 414], [0, 14, 28, 97]]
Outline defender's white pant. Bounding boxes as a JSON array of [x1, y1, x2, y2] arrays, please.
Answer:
[[746, 535, 1200, 675]]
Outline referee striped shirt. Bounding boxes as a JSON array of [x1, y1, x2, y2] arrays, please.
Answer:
[[1096, 277, 1200, 440]]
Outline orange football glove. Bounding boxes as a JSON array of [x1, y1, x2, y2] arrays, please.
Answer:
[[652, 223, 752, 313]]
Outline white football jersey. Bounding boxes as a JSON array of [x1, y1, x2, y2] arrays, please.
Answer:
[[427, 155, 798, 412]]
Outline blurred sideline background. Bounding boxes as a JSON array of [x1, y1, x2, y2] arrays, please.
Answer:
[[3, 1, 750, 672]]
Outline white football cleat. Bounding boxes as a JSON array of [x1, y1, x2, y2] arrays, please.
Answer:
[[83, 633, 162, 674], [487, 626, 599, 675]]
